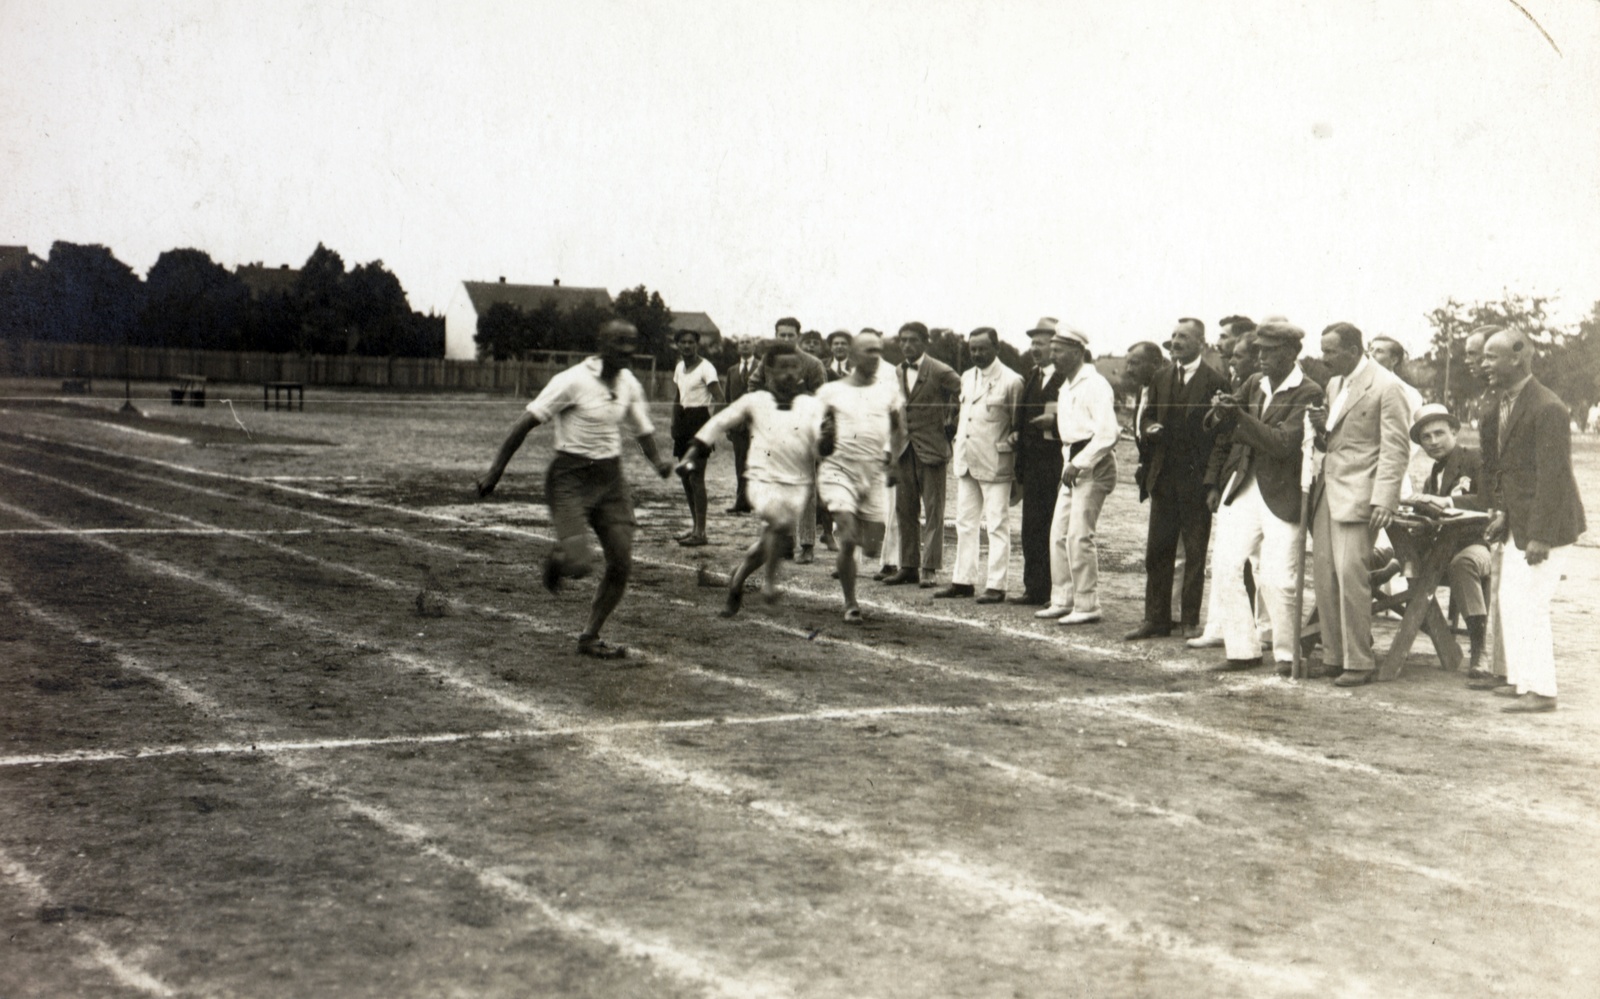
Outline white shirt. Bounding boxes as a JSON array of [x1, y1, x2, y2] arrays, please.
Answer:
[[1055, 363, 1120, 470], [1258, 363, 1304, 415], [1177, 356, 1201, 386], [695, 392, 824, 486], [1326, 356, 1369, 429], [816, 370, 904, 466], [525, 357, 654, 460], [673, 357, 719, 407], [903, 354, 925, 393]]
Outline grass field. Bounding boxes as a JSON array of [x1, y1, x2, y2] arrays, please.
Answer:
[[2, 378, 1598, 998]]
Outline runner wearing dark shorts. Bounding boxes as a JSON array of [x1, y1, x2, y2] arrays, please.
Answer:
[[476, 320, 673, 660], [671, 329, 724, 547]]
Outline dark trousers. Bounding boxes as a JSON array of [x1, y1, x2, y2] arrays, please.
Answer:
[[895, 450, 948, 572], [729, 430, 751, 510], [1144, 474, 1212, 627], [1019, 444, 1063, 599]]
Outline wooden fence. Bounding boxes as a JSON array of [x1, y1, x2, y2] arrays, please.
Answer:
[[0, 341, 672, 399]]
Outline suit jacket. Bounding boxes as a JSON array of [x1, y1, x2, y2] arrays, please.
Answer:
[[1139, 359, 1230, 500], [825, 358, 852, 382], [1017, 363, 1068, 475], [1313, 360, 1412, 523], [1216, 371, 1325, 525], [951, 360, 1024, 482], [896, 353, 962, 465], [1481, 377, 1586, 550], [1418, 446, 1484, 511], [725, 359, 757, 439]]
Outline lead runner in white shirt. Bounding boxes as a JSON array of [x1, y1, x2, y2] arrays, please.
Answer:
[[475, 320, 674, 660]]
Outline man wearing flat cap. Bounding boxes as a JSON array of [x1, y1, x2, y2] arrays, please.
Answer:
[[1205, 321, 1324, 670], [1014, 321, 1069, 606], [1040, 320, 1120, 625], [1406, 403, 1492, 675]]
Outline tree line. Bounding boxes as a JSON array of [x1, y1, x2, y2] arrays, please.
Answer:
[[1423, 293, 1600, 419], [0, 241, 444, 357]]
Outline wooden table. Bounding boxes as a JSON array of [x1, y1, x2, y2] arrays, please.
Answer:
[[1376, 510, 1490, 681], [263, 381, 304, 411]]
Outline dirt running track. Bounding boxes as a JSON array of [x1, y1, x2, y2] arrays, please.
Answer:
[[1, 388, 1598, 998]]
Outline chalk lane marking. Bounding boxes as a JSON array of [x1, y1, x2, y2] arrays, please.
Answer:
[[1, 526, 1347, 994], [0, 844, 182, 998], [0, 583, 793, 999]]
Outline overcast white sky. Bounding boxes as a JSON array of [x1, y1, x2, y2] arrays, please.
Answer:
[[3, 0, 1598, 354]]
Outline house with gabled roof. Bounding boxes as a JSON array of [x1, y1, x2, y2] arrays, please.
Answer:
[[234, 262, 301, 299], [444, 277, 614, 359], [0, 245, 37, 274], [669, 311, 721, 343]]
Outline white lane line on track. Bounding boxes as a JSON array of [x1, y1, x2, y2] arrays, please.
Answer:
[[0, 408, 194, 444], [0, 845, 181, 998], [0, 529, 1347, 994], [0, 527, 502, 536], [1, 698, 1126, 769], [0, 584, 791, 999]]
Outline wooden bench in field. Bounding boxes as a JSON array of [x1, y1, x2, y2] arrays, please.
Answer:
[[170, 374, 207, 407]]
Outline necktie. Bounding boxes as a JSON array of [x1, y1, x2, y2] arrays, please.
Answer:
[[1428, 460, 1444, 497]]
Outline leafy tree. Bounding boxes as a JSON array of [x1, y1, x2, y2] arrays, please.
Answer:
[[292, 243, 347, 354], [10, 241, 146, 346], [475, 301, 529, 360], [557, 298, 620, 354], [1424, 291, 1596, 415], [140, 248, 249, 350], [342, 259, 413, 355]]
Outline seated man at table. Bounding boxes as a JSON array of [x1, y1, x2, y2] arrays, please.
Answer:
[[1405, 403, 1491, 674]]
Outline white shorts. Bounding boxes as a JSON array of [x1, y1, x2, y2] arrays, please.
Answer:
[[748, 480, 811, 530], [816, 458, 884, 523]]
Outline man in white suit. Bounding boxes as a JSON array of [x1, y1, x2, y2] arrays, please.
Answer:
[[935, 327, 1025, 603], [1307, 321, 1414, 685]]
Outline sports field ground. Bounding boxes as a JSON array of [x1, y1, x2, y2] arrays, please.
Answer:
[[2, 381, 1597, 998]]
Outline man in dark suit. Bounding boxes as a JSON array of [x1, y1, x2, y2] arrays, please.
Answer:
[[723, 336, 757, 513], [1479, 328, 1586, 713], [1205, 322, 1325, 670], [1014, 324, 1069, 605], [825, 330, 854, 381], [883, 321, 961, 587], [1406, 404, 1491, 674], [1126, 317, 1231, 639]]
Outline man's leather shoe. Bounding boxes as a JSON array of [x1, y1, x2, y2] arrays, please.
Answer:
[[725, 504, 752, 515], [1216, 657, 1262, 671], [1502, 693, 1556, 713], [1186, 635, 1223, 649], [873, 564, 898, 581], [1035, 605, 1073, 620], [1060, 611, 1102, 625], [795, 546, 815, 565], [1492, 684, 1520, 697], [1123, 622, 1171, 641], [975, 589, 1006, 605], [1464, 667, 1496, 682], [932, 583, 975, 599], [919, 576, 940, 589], [881, 567, 919, 586], [1010, 593, 1048, 606], [1466, 674, 1507, 690], [1333, 669, 1375, 687], [1181, 624, 1204, 640]]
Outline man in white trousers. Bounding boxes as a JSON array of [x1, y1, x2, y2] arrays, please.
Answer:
[[935, 327, 1024, 603], [1035, 322, 1119, 625], [1479, 327, 1586, 713], [1204, 322, 1326, 671]]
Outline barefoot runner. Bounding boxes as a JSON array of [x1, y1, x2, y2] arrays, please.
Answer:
[[814, 330, 906, 623], [677, 343, 830, 616], [475, 319, 674, 660]]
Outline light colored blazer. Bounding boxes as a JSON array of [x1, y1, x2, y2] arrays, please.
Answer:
[[1315, 360, 1413, 523], [952, 360, 1024, 482]]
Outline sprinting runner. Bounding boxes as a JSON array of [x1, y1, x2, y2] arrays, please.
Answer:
[[677, 342, 830, 616], [814, 331, 906, 623], [475, 319, 673, 660]]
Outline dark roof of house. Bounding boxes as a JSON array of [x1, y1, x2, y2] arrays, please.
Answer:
[[0, 246, 33, 273], [669, 311, 720, 335], [462, 281, 613, 315], [235, 263, 301, 298]]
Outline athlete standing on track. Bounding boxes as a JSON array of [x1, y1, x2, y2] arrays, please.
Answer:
[[677, 343, 831, 616], [814, 331, 905, 623], [475, 319, 673, 660]]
